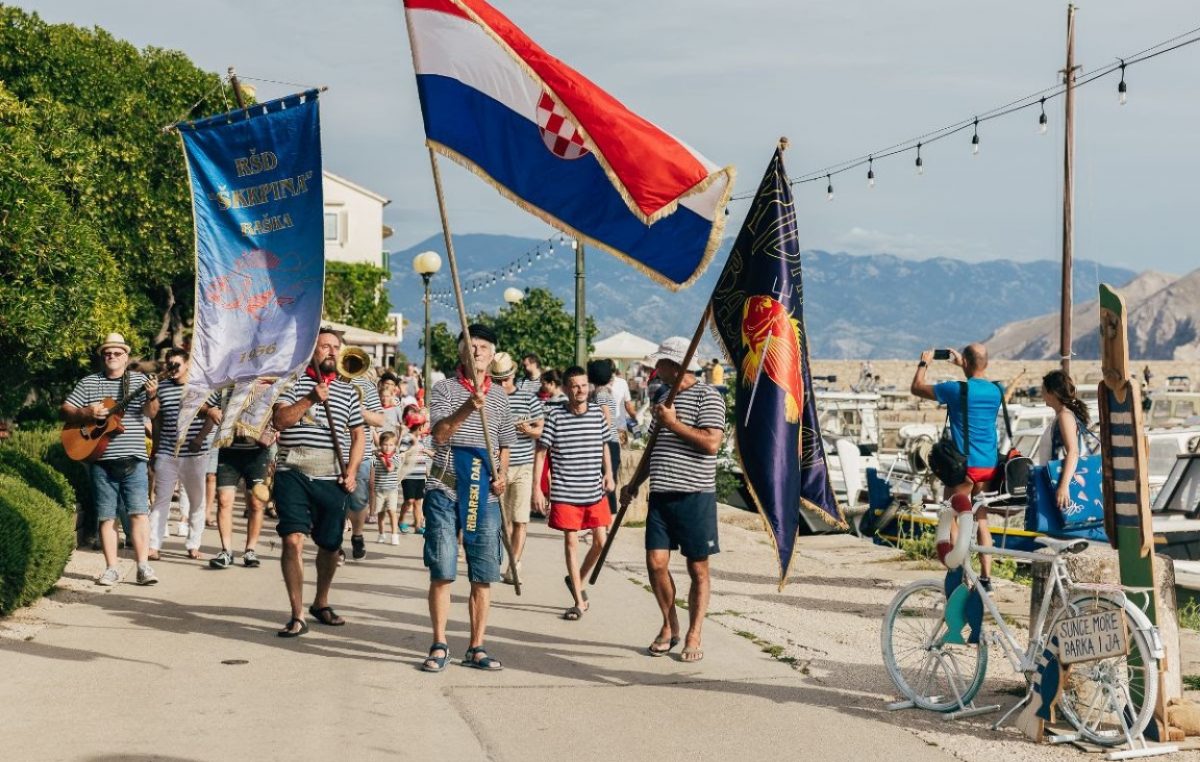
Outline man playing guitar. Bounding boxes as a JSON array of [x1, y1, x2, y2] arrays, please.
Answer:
[[61, 333, 160, 586]]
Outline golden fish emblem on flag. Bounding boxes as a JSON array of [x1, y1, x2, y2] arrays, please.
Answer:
[[740, 295, 804, 424]]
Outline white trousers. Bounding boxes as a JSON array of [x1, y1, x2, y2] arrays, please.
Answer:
[[150, 454, 207, 551]]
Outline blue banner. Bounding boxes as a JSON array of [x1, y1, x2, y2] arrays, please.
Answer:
[[710, 147, 845, 588], [179, 90, 325, 389]]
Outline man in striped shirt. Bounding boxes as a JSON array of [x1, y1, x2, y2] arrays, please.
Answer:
[[621, 337, 725, 663], [533, 366, 614, 621], [61, 332, 160, 586], [270, 328, 365, 637], [490, 352, 544, 584], [421, 324, 514, 673], [346, 372, 386, 561], [148, 347, 217, 561]]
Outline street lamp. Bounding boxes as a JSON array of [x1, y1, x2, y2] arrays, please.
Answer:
[[412, 251, 442, 387], [503, 287, 524, 305]]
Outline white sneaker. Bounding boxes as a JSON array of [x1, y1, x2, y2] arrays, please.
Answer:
[[96, 567, 121, 586], [391, 533, 400, 546], [136, 564, 159, 586], [377, 533, 388, 543]]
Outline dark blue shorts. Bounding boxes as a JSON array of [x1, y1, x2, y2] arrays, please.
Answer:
[[274, 468, 350, 552], [645, 491, 719, 560], [422, 488, 502, 583]]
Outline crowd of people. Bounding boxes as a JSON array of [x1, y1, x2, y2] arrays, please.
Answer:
[[60, 324, 727, 668]]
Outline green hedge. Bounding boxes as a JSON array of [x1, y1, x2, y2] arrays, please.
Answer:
[[4, 428, 89, 508], [0, 447, 74, 510], [0, 474, 74, 614]]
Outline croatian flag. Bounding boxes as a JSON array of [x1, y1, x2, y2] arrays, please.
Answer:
[[403, 0, 735, 289]]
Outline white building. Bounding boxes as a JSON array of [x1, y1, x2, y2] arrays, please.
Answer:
[[322, 170, 392, 269]]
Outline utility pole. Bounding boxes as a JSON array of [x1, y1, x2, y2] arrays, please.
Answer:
[[574, 238, 586, 366], [227, 66, 247, 109], [1059, 5, 1078, 375]]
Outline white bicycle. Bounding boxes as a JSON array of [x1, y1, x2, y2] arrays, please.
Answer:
[[880, 493, 1164, 748]]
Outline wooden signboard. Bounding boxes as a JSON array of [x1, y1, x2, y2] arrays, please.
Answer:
[[1055, 608, 1130, 665]]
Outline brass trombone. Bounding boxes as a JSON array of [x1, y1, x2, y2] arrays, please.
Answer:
[[337, 346, 372, 403]]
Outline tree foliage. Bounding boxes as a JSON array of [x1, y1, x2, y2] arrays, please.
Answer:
[[0, 7, 236, 417], [419, 288, 596, 376], [323, 262, 392, 334]]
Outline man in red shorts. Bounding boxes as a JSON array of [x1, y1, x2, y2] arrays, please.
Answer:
[[910, 342, 1003, 586], [533, 366, 614, 621]]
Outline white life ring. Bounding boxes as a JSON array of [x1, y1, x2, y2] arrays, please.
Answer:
[[935, 493, 976, 569]]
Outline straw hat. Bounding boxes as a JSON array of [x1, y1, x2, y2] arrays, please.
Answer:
[[488, 351, 517, 379], [97, 332, 131, 354]]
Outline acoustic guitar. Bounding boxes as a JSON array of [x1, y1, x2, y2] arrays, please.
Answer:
[[61, 379, 155, 462]]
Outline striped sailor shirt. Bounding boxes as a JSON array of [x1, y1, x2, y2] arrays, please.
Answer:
[[593, 386, 620, 443], [64, 372, 152, 462], [539, 403, 610, 505], [648, 383, 725, 493], [426, 377, 515, 501], [274, 376, 364, 477], [352, 377, 384, 459], [156, 378, 213, 457], [399, 432, 432, 480], [374, 451, 400, 492], [507, 388, 544, 466]]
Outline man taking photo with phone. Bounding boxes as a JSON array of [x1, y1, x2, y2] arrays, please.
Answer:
[[910, 343, 1003, 588]]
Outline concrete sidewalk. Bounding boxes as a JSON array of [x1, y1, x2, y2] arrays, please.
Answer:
[[0, 507, 978, 762]]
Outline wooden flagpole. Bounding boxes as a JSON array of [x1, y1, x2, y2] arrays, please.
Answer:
[[427, 148, 522, 596], [589, 304, 711, 585]]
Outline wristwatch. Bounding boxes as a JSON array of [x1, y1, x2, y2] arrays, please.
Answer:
[[917, 360, 928, 368]]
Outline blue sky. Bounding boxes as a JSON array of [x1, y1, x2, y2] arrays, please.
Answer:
[[19, 0, 1200, 273]]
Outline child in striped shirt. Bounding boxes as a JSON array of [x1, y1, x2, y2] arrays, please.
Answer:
[[374, 431, 401, 545]]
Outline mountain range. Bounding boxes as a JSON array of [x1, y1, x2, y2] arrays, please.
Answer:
[[385, 233, 1137, 362], [987, 269, 1200, 361]]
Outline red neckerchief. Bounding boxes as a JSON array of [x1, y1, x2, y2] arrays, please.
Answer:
[[456, 367, 491, 395], [305, 365, 336, 385], [381, 451, 394, 468]]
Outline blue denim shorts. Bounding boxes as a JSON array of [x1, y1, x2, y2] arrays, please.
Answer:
[[423, 488, 502, 583], [91, 460, 150, 521], [347, 459, 373, 513]]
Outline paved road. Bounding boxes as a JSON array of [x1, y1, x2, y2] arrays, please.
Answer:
[[0, 511, 969, 762]]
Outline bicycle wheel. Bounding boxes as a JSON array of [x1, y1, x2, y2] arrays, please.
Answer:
[[881, 579, 988, 712], [1049, 594, 1158, 747]]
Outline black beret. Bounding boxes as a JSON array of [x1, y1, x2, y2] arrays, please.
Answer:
[[458, 323, 497, 345]]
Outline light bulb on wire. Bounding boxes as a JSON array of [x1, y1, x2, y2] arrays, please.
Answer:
[[1038, 97, 1048, 134], [1118, 60, 1128, 105], [867, 156, 875, 189], [826, 174, 834, 202], [971, 118, 980, 156], [915, 142, 924, 175]]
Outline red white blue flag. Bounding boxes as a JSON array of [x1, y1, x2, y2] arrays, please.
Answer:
[[403, 0, 735, 289]]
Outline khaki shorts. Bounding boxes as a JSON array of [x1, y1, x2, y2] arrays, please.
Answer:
[[502, 463, 534, 524]]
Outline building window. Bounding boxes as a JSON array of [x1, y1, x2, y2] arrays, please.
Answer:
[[324, 212, 341, 242]]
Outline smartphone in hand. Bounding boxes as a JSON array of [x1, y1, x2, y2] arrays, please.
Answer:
[[932, 349, 952, 361]]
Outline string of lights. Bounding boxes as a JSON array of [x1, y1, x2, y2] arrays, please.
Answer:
[[729, 24, 1200, 203], [426, 233, 575, 308]]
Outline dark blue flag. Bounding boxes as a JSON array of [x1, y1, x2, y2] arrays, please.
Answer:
[[711, 145, 844, 588]]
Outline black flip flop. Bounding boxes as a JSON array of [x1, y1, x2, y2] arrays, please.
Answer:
[[277, 618, 308, 638], [308, 605, 346, 626], [563, 606, 584, 621]]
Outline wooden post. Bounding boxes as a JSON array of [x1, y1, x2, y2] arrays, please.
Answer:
[[1098, 282, 1168, 729], [426, 148, 522, 595], [1059, 5, 1077, 375], [227, 66, 247, 110], [589, 305, 711, 585]]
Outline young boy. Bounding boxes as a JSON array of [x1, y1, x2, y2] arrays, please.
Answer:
[[375, 431, 400, 544], [398, 410, 429, 535]]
